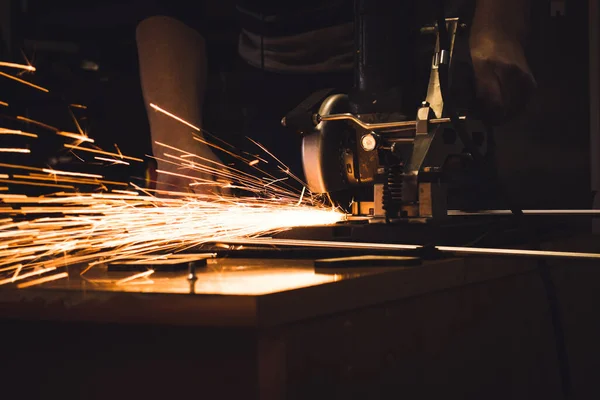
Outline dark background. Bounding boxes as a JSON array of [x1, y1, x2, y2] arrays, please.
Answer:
[[0, 0, 593, 209]]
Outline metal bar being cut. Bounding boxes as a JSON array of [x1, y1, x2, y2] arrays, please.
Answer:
[[449, 209, 600, 216], [214, 238, 600, 261]]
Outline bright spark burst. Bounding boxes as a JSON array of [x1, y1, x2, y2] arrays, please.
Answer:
[[0, 148, 30, 153], [0, 70, 48, 92], [0, 61, 345, 289], [0, 129, 38, 138], [56, 131, 94, 143], [0, 61, 36, 71], [0, 185, 343, 288]]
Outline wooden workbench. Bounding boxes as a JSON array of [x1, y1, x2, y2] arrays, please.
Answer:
[[0, 236, 598, 400]]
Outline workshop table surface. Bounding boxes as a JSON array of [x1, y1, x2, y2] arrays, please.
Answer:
[[0, 254, 536, 328]]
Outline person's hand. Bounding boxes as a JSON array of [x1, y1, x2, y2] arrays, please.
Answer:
[[470, 31, 536, 125]]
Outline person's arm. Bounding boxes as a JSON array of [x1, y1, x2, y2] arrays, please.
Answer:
[[472, 0, 530, 42], [469, 0, 536, 124], [136, 16, 222, 193]]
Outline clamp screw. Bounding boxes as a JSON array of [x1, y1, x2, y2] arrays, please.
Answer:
[[188, 261, 198, 294]]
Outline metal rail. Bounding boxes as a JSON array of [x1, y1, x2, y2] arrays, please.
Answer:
[[449, 209, 600, 216], [212, 237, 600, 261]]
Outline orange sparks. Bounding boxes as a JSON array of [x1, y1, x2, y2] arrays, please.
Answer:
[[94, 156, 130, 165], [64, 144, 144, 162], [69, 104, 87, 109], [0, 148, 30, 153], [193, 135, 253, 164], [155, 169, 209, 183], [0, 267, 56, 286], [264, 177, 289, 187], [0, 101, 8, 107], [114, 144, 123, 158], [14, 173, 128, 187], [0, 190, 343, 281], [17, 272, 69, 289], [0, 264, 22, 273], [0, 194, 27, 199], [0, 128, 38, 138], [0, 162, 47, 172], [42, 168, 103, 179], [296, 186, 306, 206], [56, 131, 94, 143], [0, 178, 74, 189], [0, 61, 36, 71], [111, 190, 139, 196], [68, 109, 85, 136], [12, 264, 23, 281], [0, 83, 345, 292], [150, 103, 200, 131], [116, 270, 155, 285], [0, 71, 48, 92], [16, 116, 58, 131]]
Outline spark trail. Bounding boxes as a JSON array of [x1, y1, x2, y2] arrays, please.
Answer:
[[0, 58, 345, 288]]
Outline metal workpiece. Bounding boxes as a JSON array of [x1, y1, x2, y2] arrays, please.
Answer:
[[217, 237, 600, 262], [449, 209, 600, 216]]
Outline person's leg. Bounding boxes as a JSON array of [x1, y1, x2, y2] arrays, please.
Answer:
[[136, 15, 221, 193]]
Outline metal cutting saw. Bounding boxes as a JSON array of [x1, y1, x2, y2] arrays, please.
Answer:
[[282, 2, 498, 224]]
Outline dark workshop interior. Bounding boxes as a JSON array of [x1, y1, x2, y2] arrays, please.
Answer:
[[0, 0, 600, 399]]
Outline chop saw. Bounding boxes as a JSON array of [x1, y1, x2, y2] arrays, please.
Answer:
[[282, 2, 499, 224]]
